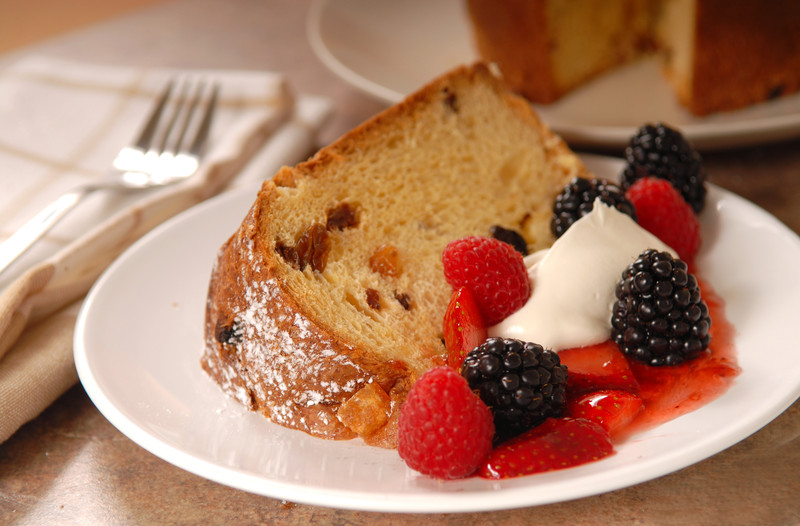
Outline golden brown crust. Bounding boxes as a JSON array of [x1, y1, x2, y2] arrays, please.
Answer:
[[202, 63, 587, 448], [466, 0, 654, 104], [686, 0, 800, 115], [202, 201, 412, 444], [465, 0, 558, 102], [466, 0, 800, 115]]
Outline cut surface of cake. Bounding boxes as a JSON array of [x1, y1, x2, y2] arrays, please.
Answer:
[[466, 0, 800, 116], [201, 63, 589, 448]]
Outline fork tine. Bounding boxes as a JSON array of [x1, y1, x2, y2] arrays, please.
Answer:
[[133, 79, 175, 151], [187, 82, 219, 157], [155, 79, 192, 155], [0, 76, 218, 276], [171, 79, 206, 155]]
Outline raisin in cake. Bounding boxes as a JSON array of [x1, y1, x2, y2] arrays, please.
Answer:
[[202, 63, 589, 448], [466, 0, 800, 116]]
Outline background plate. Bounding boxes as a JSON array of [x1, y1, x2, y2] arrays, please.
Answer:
[[74, 156, 800, 513], [307, 0, 800, 150]]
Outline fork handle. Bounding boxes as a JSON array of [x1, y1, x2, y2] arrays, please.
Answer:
[[0, 187, 95, 276]]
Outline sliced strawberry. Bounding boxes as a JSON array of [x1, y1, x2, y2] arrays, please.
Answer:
[[478, 417, 614, 479], [566, 389, 644, 441], [558, 341, 639, 395], [443, 286, 487, 369]]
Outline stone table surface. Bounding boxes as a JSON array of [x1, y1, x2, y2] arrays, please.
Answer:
[[1, 1, 799, 524]]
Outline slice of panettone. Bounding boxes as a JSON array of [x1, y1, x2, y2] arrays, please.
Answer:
[[201, 63, 589, 448]]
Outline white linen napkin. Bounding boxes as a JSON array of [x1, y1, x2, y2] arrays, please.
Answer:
[[0, 56, 331, 443]]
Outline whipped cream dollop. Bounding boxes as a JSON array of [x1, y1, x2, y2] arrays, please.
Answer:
[[490, 200, 675, 350]]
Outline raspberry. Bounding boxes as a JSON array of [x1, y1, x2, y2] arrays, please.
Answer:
[[442, 236, 530, 326], [621, 122, 706, 213], [551, 177, 637, 238], [625, 177, 702, 265], [398, 366, 495, 479], [611, 249, 712, 366]]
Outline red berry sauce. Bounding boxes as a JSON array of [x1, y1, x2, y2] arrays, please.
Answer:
[[471, 278, 739, 479], [615, 277, 740, 439]]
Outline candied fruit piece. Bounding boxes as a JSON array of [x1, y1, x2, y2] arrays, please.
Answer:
[[369, 244, 401, 277], [337, 382, 391, 436]]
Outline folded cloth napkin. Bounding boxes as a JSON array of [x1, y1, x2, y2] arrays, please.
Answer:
[[0, 56, 332, 443]]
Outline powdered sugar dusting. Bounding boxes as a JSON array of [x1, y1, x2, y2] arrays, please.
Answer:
[[203, 231, 374, 435]]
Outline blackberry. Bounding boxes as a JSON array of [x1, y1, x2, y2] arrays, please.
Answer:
[[621, 123, 707, 213], [461, 337, 567, 440], [551, 177, 637, 238], [611, 249, 711, 366], [490, 225, 528, 256]]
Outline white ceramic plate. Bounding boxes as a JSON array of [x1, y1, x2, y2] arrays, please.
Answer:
[[307, 0, 800, 150], [74, 156, 800, 513]]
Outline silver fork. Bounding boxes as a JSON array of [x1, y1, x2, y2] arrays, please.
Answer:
[[0, 78, 219, 276]]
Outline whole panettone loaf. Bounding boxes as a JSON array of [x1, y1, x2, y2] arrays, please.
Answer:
[[201, 63, 589, 448]]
